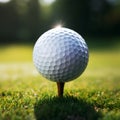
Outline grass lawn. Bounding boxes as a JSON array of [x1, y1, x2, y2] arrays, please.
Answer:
[[0, 42, 120, 120]]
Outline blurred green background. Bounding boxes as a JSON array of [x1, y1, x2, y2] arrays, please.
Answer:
[[0, 1, 120, 119], [0, 0, 120, 44]]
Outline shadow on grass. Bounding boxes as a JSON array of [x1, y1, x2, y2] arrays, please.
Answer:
[[34, 96, 102, 120]]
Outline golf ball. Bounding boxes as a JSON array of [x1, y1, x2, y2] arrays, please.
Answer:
[[33, 27, 89, 82]]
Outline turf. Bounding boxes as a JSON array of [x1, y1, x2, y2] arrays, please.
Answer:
[[0, 43, 120, 120]]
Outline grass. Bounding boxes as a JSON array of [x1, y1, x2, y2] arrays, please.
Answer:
[[0, 42, 120, 120]]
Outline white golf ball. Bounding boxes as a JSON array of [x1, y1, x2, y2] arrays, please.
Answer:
[[33, 27, 89, 82]]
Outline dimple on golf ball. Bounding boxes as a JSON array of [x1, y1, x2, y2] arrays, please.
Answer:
[[33, 27, 89, 82]]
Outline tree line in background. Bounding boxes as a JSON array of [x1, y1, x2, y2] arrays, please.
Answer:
[[0, 0, 120, 43]]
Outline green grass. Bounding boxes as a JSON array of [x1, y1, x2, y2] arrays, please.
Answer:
[[0, 43, 120, 120]]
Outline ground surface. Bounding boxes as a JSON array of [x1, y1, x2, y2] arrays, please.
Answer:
[[0, 42, 120, 120]]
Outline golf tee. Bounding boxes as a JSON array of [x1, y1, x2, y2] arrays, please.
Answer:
[[57, 82, 65, 97]]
